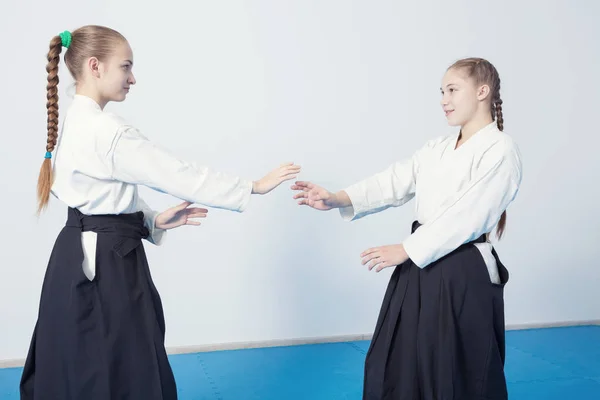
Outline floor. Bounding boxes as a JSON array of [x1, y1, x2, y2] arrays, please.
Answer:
[[1, 325, 598, 399]]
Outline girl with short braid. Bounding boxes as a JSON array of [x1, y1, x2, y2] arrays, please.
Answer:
[[293, 57, 522, 399]]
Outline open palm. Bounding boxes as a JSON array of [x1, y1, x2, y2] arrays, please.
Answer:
[[291, 181, 334, 211], [155, 201, 208, 230], [253, 162, 302, 195]]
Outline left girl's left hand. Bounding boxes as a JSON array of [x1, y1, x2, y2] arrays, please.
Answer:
[[155, 201, 208, 230], [361, 244, 409, 272]]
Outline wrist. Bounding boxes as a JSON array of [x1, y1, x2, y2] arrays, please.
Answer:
[[399, 243, 408, 258], [328, 192, 340, 208], [330, 190, 350, 208]]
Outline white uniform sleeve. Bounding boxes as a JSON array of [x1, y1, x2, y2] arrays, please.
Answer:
[[338, 141, 432, 221], [134, 195, 167, 246], [108, 126, 253, 212], [402, 139, 523, 268]]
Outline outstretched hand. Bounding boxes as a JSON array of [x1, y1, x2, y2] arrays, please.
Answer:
[[291, 181, 335, 211], [253, 162, 301, 195], [155, 201, 208, 230]]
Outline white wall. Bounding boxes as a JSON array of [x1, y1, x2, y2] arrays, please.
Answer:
[[1, 0, 599, 362]]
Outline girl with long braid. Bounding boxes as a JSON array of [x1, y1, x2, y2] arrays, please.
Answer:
[[22, 25, 300, 399]]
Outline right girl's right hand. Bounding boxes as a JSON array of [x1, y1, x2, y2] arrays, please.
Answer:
[[291, 181, 335, 211]]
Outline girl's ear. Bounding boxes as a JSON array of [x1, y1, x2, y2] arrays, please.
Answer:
[[477, 84, 491, 101], [87, 57, 101, 78]]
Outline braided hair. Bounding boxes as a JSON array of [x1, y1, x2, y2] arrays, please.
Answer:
[[447, 57, 507, 239], [37, 26, 126, 214]]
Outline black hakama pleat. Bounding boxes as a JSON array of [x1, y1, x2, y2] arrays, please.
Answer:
[[20, 207, 177, 399], [363, 221, 509, 400]]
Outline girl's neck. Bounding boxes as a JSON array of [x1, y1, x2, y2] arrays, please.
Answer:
[[75, 84, 107, 110], [459, 114, 494, 141]]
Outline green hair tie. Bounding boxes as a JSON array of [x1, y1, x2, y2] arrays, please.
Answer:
[[59, 31, 72, 48]]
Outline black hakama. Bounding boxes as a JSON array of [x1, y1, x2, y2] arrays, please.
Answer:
[[363, 221, 509, 400], [20, 207, 177, 399]]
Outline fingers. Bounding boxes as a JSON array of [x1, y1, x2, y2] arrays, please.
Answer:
[[361, 248, 385, 271], [292, 181, 328, 201], [282, 170, 301, 178], [175, 201, 193, 211], [182, 206, 208, 226], [360, 248, 378, 258], [280, 166, 301, 180], [187, 212, 207, 219], [364, 255, 385, 271], [375, 261, 389, 272], [290, 185, 310, 192], [297, 198, 315, 207], [273, 168, 301, 186], [186, 207, 208, 216], [293, 181, 314, 189], [277, 162, 301, 176], [293, 189, 324, 202], [285, 169, 302, 176], [361, 252, 380, 266], [260, 165, 301, 191], [361, 247, 396, 272], [293, 192, 307, 200], [291, 186, 310, 193], [280, 174, 298, 182], [368, 259, 383, 271]]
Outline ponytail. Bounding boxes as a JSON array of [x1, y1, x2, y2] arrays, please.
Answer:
[[37, 34, 66, 214]]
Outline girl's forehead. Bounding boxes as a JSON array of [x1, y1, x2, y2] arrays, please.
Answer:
[[113, 42, 133, 58], [442, 69, 470, 86]]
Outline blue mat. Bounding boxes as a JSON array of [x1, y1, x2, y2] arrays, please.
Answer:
[[1, 326, 598, 399]]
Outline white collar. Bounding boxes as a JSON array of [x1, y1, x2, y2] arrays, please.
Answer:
[[458, 120, 499, 139], [73, 94, 102, 111], [482, 120, 499, 133]]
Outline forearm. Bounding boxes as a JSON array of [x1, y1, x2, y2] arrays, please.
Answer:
[[134, 196, 167, 245], [111, 128, 253, 212]]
